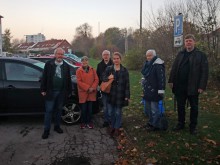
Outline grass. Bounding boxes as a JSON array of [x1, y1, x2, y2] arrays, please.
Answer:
[[90, 58, 220, 164], [123, 70, 220, 165]]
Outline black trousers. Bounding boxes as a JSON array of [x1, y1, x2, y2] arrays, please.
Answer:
[[175, 93, 199, 130]]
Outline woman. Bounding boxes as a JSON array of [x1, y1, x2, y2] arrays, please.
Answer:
[[141, 49, 166, 131], [76, 56, 99, 129], [103, 52, 130, 136]]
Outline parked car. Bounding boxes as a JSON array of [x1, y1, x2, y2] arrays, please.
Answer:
[[31, 55, 82, 66], [0, 57, 100, 124], [30, 56, 79, 76]]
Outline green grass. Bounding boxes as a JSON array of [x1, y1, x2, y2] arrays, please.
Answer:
[[123, 70, 220, 165], [90, 58, 220, 164]]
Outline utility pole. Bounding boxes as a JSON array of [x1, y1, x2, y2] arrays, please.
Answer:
[[140, 0, 142, 34], [0, 15, 3, 56]]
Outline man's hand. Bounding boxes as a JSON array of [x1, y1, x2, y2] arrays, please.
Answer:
[[198, 89, 204, 94], [41, 92, 46, 96]]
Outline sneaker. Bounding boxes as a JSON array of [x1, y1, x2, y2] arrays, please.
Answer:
[[87, 123, 94, 129], [80, 123, 86, 129], [190, 129, 197, 135], [42, 130, 50, 139], [54, 127, 63, 134]]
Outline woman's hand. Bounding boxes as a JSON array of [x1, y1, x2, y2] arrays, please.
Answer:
[[108, 73, 114, 80]]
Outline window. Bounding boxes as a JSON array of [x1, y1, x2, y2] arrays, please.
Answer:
[[5, 62, 42, 81]]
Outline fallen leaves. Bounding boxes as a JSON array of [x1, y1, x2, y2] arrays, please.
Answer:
[[204, 137, 217, 145]]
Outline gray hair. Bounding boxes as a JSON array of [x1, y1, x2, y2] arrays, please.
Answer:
[[54, 48, 65, 55], [102, 50, 110, 56], [146, 49, 156, 56]]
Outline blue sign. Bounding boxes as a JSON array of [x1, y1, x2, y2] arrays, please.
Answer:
[[174, 15, 183, 37]]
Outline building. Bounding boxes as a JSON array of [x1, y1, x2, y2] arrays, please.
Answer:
[[0, 15, 3, 56], [16, 39, 72, 55], [25, 33, 46, 43]]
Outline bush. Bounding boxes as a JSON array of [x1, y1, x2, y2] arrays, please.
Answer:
[[123, 49, 145, 70]]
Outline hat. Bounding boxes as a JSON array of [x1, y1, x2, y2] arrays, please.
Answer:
[[81, 56, 89, 61]]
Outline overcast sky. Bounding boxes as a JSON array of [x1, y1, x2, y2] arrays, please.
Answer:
[[0, 0, 166, 42]]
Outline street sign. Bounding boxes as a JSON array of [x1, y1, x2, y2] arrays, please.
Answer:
[[174, 14, 183, 47], [174, 15, 183, 36]]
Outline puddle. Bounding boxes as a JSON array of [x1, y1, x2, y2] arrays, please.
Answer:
[[50, 156, 90, 165]]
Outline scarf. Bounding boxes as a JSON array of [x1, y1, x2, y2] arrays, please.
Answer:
[[55, 61, 63, 78], [141, 56, 157, 78]]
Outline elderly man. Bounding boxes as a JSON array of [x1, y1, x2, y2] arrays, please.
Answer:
[[97, 50, 113, 127], [141, 49, 166, 131], [41, 48, 72, 139], [169, 34, 209, 135]]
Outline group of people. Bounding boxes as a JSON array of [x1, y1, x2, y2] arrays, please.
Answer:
[[141, 34, 208, 135], [40, 48, 130, 139], [40, 33, 208, 139]]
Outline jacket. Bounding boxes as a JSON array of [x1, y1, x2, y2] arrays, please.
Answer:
[[40, 58, 72, 102], [96, 59, 113, 85], [76, 66, 99, 103], [168, 48, 209, 95], [142, 58, 166, 101], [103, 65, 130, 107]]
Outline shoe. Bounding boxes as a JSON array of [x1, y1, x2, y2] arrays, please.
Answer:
[[114, 129, 120, 137], [42, 130, 50, 139], [148, 127, 160, 132], [80, 123, 86, 129], [102, 122, 109, 127], [173, 124, 184, 131], [87, 123, 94, 129], [190, 129, 197, 135], [144, 123, 153, 129], [54, 127, 63, 134]]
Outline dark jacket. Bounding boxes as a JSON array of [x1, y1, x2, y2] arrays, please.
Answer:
[[96, 59, 113, 85], [103, 65, 130, 108], [142, 58, 166, 101], [40, 58, 72, 102], [168, 48, 209, 95]]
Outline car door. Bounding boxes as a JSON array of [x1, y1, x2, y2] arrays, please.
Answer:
[[3, 60, 45, 114], [0, 61, 6, 112]]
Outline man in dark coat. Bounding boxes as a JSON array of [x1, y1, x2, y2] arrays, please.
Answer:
[[141, 49, 166, 131], [96, 50, 113, 127], [41, 48, 72, 139], [168, 34, 209, 135]]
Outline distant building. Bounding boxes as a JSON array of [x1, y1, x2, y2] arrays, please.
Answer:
[[25, 33, 46, 43], [15, 39, 72, 55]]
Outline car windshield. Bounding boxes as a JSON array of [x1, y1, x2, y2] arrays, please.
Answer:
[[33, 62, 45, 69]]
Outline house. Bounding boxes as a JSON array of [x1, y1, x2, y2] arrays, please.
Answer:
[[15, 39, 72, 55]]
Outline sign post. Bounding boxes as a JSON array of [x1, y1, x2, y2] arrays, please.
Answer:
[[174, 14, 183, 47]]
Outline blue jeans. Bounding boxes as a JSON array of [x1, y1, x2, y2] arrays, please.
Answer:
[[110, 105, 122, 129], [44, 91, 64, 131], [145, 101, 160, 128], [102, 93, 111, 123], [81, 101, 93, 124]]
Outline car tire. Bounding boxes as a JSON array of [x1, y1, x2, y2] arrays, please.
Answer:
[[62, 101, 81, 124]]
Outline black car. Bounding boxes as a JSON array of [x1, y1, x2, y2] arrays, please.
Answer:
[[0, 57, 100, 124]]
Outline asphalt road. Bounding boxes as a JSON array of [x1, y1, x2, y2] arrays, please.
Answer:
[[0, 114, 118, 165]]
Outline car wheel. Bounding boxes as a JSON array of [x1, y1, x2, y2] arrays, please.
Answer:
[[62, 101, 81, 124]]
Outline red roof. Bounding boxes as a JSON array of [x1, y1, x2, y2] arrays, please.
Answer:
[[31, 39, 65, 49]]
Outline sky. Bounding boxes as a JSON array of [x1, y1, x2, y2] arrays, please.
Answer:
[[0, 0, 166, 43]]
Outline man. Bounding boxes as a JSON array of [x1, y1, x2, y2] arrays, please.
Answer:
[[97, 50, 113, 127], [168, 34, 209, 135], [41, 48, 72, 139], [141, 49, 166, 131]]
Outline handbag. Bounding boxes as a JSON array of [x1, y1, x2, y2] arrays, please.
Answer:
[[158, 100, 168, 130], [100, 78, 114, 93]]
